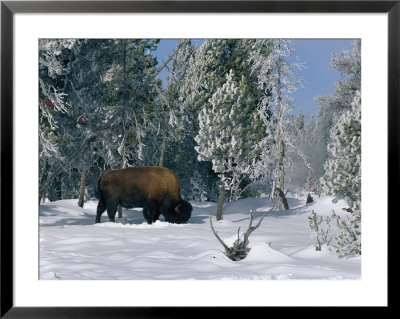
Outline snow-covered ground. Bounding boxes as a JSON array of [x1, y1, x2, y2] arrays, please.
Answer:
[[39, 195, 360, 280]]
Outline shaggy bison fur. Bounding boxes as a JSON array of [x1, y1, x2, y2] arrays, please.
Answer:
[[96, 166, 192, 224]]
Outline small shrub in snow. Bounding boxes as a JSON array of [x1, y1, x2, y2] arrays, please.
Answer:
[[331, 208, 361, 257], [308, 208, 361, 257], [308, 210, 332, 251]]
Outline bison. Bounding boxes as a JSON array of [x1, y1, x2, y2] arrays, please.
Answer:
[[96, 166, 192, 224]]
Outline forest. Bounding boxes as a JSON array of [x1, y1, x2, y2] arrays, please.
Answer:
[[39, 39, 360, 205], [38, 38, 362, 280], [39, 39, 361, 259]]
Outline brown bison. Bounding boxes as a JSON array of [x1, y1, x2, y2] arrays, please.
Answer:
[[96, 166, 192, 224]]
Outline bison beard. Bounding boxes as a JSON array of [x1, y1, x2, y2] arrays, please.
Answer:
[[96, 166, 192, 224]]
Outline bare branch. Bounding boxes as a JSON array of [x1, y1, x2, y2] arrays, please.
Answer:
[[209, 216, 230, 252], [154, 40, 184, 77], [243, 208, 273, 245]]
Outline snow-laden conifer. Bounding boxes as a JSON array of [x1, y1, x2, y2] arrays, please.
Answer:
[[312, 40, 361, 180], [322, 90, 361, 208], [39, 39, 161, 201], [321, 91, 361, 256], [174, 39, 265, 201], [159, 40, 214, 200], [195, 70, 260, 217]]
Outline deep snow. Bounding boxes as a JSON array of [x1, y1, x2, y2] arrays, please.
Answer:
[[39, 195, 360, 280]]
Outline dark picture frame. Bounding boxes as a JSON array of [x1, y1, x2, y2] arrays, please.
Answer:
[[1, 0, 395, 317]]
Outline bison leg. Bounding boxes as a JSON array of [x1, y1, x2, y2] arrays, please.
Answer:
[[142, 201, 160, 224], [142, 203, 154, 224], [150, 201, 161, 223], [96, 196, 107, 223], [152, 210, 161, 223], [106, 201, 118, 222]]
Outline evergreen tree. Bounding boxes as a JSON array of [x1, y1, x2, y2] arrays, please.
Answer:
[[316, 40, 361, 113], [322, 91, 361, 209], [160, 40, 215, 200], [173, 39, 266, 201], [94, 39, 160, 168], [195, 70, 261, 219], [313, 40, 361, 180], [39, 39, 76, 201], [39, 39, 161, 200]]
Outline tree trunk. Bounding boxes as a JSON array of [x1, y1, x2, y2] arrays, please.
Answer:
[[216, 185, 226, 221], [306, 193, 314, 204], [49, 174, 62, 202], [278, 138, 285, 190], [277, 40, 285, 192], [39, 160, 50, 203], [276, 187, 289, 211], [159, 111, 168, 167], [39, 144, 90, 202], [78, 169, 87, 208]]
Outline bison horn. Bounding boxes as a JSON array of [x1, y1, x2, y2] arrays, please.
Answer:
[[175, 204, 182, 213]]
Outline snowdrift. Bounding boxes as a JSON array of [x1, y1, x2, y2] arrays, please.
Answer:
[[40, 195, 360, 280]]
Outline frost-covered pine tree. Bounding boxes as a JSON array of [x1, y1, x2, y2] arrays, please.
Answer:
[[317, 40, 361, 113], [173, 39, 265, 201], [158, 40, 215, 200], [249, 39, 303, 203], [313, 40, 361, 180], [321, 91, 361, 256], [322, 90, 361, 208], [97, 39, 161, 168], [39, 39, 161, 201], [195, 70, 260, 220], [39, 39, 76, 201]]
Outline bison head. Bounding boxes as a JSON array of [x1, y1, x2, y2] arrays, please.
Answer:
[[163, 200, 192, 224]]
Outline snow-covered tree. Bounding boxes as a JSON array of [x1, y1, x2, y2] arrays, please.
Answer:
[[157, 40, 215, 200], [312, 40, 361, 180], [249, 39, 303, 204], [195, 70, 261, 219], [322, 91, 361, 208], [39, 39, 76, 201], [39, 39, 161, 201], [172, 39, 266, 201], [320, 91, 361, 256], [316, 40, 361, 114], [285, 110, 314, 189]]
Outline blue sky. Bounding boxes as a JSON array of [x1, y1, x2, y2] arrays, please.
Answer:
[[154, 39, 354, 116]]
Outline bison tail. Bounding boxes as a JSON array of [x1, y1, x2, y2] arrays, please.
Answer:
[[96, 177, 106, 208]]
